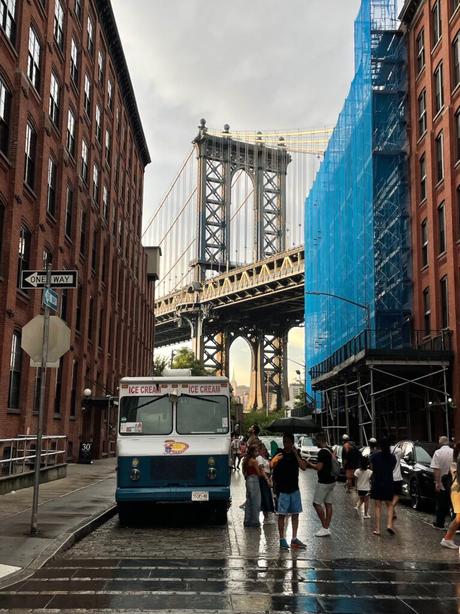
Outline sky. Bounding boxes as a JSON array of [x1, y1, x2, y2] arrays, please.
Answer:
[[110, 0, 404, 386]]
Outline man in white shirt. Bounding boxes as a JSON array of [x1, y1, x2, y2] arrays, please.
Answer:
[[430, 436, 453, 529]]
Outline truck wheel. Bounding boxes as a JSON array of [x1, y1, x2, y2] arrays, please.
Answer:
[[118, 503, 132, 526], [214, 503, 228, 525]]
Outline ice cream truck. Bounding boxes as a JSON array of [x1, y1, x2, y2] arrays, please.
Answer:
[[116, 375, 231, 524]]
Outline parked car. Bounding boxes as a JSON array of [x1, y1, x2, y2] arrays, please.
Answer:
[[392, 440, 437, 510], [300, 436, 320, 462]]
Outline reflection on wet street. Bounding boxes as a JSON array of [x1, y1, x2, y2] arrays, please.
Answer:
[[1, 471, 460, 612]]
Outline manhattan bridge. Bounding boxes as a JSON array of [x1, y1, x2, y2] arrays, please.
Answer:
[[143, 120, 331, 410]]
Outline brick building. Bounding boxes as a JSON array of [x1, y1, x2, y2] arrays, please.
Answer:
[[400, 0, 460, 435], [0, 0, 156, 460]]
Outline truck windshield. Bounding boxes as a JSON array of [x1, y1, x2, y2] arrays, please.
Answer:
[[119, 395, 172, 435], [176, 395, 229, 434]]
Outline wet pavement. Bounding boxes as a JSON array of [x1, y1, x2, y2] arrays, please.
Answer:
[[1, 469, 460, 612]]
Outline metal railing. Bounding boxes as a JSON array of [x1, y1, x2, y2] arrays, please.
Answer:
[[0, 435, 67, 478], [309, 328, 452, 380]]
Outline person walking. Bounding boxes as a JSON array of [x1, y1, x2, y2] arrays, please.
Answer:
[[272, 433, 307, 550], [431, 436, 454, 530], [354, 456, 372, 518], [306, 432, 336, 537], [369, 438, 396, 535], [392, 444, 403, 519], [230, 434, 239, 470], [342, 438, 361, 492], [441, 442, 460, 549], [242, 444, 270, 528], [257, 444, 275, 523]]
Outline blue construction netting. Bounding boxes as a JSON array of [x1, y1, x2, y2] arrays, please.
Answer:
[[305, 0, 410, 394]]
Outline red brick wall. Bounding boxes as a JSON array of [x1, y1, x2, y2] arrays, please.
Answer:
[[403, 0, 460, 434], [0, 0, 155, 458]]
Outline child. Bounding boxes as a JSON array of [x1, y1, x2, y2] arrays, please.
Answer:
[[257, 444, 275, 523], [354, 456, 373, 518]]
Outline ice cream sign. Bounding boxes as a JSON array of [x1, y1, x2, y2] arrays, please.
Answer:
[[186, 384, 223, 394]]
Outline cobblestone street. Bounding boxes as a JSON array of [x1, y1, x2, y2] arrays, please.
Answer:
[[1, 470, 460, 612]]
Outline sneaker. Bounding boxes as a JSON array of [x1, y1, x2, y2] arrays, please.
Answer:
[[291, 538, 307, 549], [432, 523, 445, 530], [440, 538, 458, 550], [315, 528, 331, 537], [354, 505, 360, 511], [279, 538, 290, 550], [363, 514, 371, 519]]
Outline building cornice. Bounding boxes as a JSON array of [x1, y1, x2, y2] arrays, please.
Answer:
[[399, 0, 424, 25], [95, 0, 151, 167]]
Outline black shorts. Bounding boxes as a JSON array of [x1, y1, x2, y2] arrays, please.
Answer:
[[393, 480, 403, 496], [358, 490, 370, 498]]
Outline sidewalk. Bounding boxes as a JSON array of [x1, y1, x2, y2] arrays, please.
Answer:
[[0, 457, 117, 587]]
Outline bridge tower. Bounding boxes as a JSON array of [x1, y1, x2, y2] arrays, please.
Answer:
[[189, 120, 292, 410]]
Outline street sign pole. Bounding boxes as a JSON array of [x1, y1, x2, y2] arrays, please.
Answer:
[[30, 264, 51, 536]]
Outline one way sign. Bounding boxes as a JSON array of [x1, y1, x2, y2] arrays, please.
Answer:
[[21, 270, 78, 289]]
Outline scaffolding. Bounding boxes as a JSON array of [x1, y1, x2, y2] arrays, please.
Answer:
[[305, 0, 453, 442]]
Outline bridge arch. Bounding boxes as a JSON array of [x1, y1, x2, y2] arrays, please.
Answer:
[[229, 169, 255, 267]]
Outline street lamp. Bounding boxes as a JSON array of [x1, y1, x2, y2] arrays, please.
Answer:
[[305, 291, 370, 331]]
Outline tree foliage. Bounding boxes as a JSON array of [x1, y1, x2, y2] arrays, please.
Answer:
[[152, 355, 169, 376], [172, 347, 210, 376]]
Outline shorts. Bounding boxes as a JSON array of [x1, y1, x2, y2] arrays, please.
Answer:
[[358, 490, 370, 498], [313, 482, 336, 505], [393, 480, 403, 496], [451, 488, 460, 514], [276, 490, 302, 515]]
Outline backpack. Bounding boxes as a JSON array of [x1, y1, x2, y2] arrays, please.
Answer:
[[329, 450, 341, 480]]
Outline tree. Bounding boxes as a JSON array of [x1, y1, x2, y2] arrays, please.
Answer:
[[152, 355, 169, 376], [172, 347, 210, 376]]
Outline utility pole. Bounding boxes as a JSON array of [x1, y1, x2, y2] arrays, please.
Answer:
[[30, 263, 51, 535]]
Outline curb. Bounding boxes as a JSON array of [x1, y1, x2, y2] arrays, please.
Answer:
[[0, 504, 118, 591]]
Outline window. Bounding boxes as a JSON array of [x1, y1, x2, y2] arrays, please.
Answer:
[[43, 248, 53, 266], [53, 0, 64, 50], [434, 63, 444, 114], [423, 288, 431, 336], [76, 286, 82, 330], [49, 72, 60, 126], [0, 76, 12, 156], [0, 0, 16, 44], [24, 123, 37, 189], [70, 38, 79, 85], [66, 108, 75, 157], [80, 209, 87, 256], [54, 362, 63, 415], [105, 129, 111, 165], [177, 396, 229, 434], [119, 395, 172, 435], [97, 50, 104, 84], [438, 201, 446, 253], [433, 1, 442, 46], [27, 27, 41, 90], [103, 184, 109, 220], [8, 331, 22, 409], [107, 79, 113, 110], [88, 296, 93, 340], [416, 29, 425, 74], [46, 158, 57, 216], [92, 164, 99, 203], [87, 15, 94, 56], [91, 229, 98, 271], [65, 185, 73, 238], [456, 110, 460, 162], [419, 154, 426, 201], [75, 0, 82, 20], [418, 90, 426, 136], [17, 225, 31, 287], [70, 360, 78, 417], [454, 34, 460, 89], [81, 139, 88, 184], [98, 308, 104, 347], [440, 276, 449, 328], [95, 104, 101, 144], [84, 74, 91, 115], [61, 288, 68, 322], [435, 132, 444, 182], [421, 218, 428, 267]]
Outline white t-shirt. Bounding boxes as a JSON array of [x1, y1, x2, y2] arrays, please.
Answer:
[[431, 445, 454, 491], [393, 448, 402, 482], [354, 468, 373, 492]]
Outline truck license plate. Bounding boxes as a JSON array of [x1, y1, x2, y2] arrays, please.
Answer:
[[191, 491, 209, 502]]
